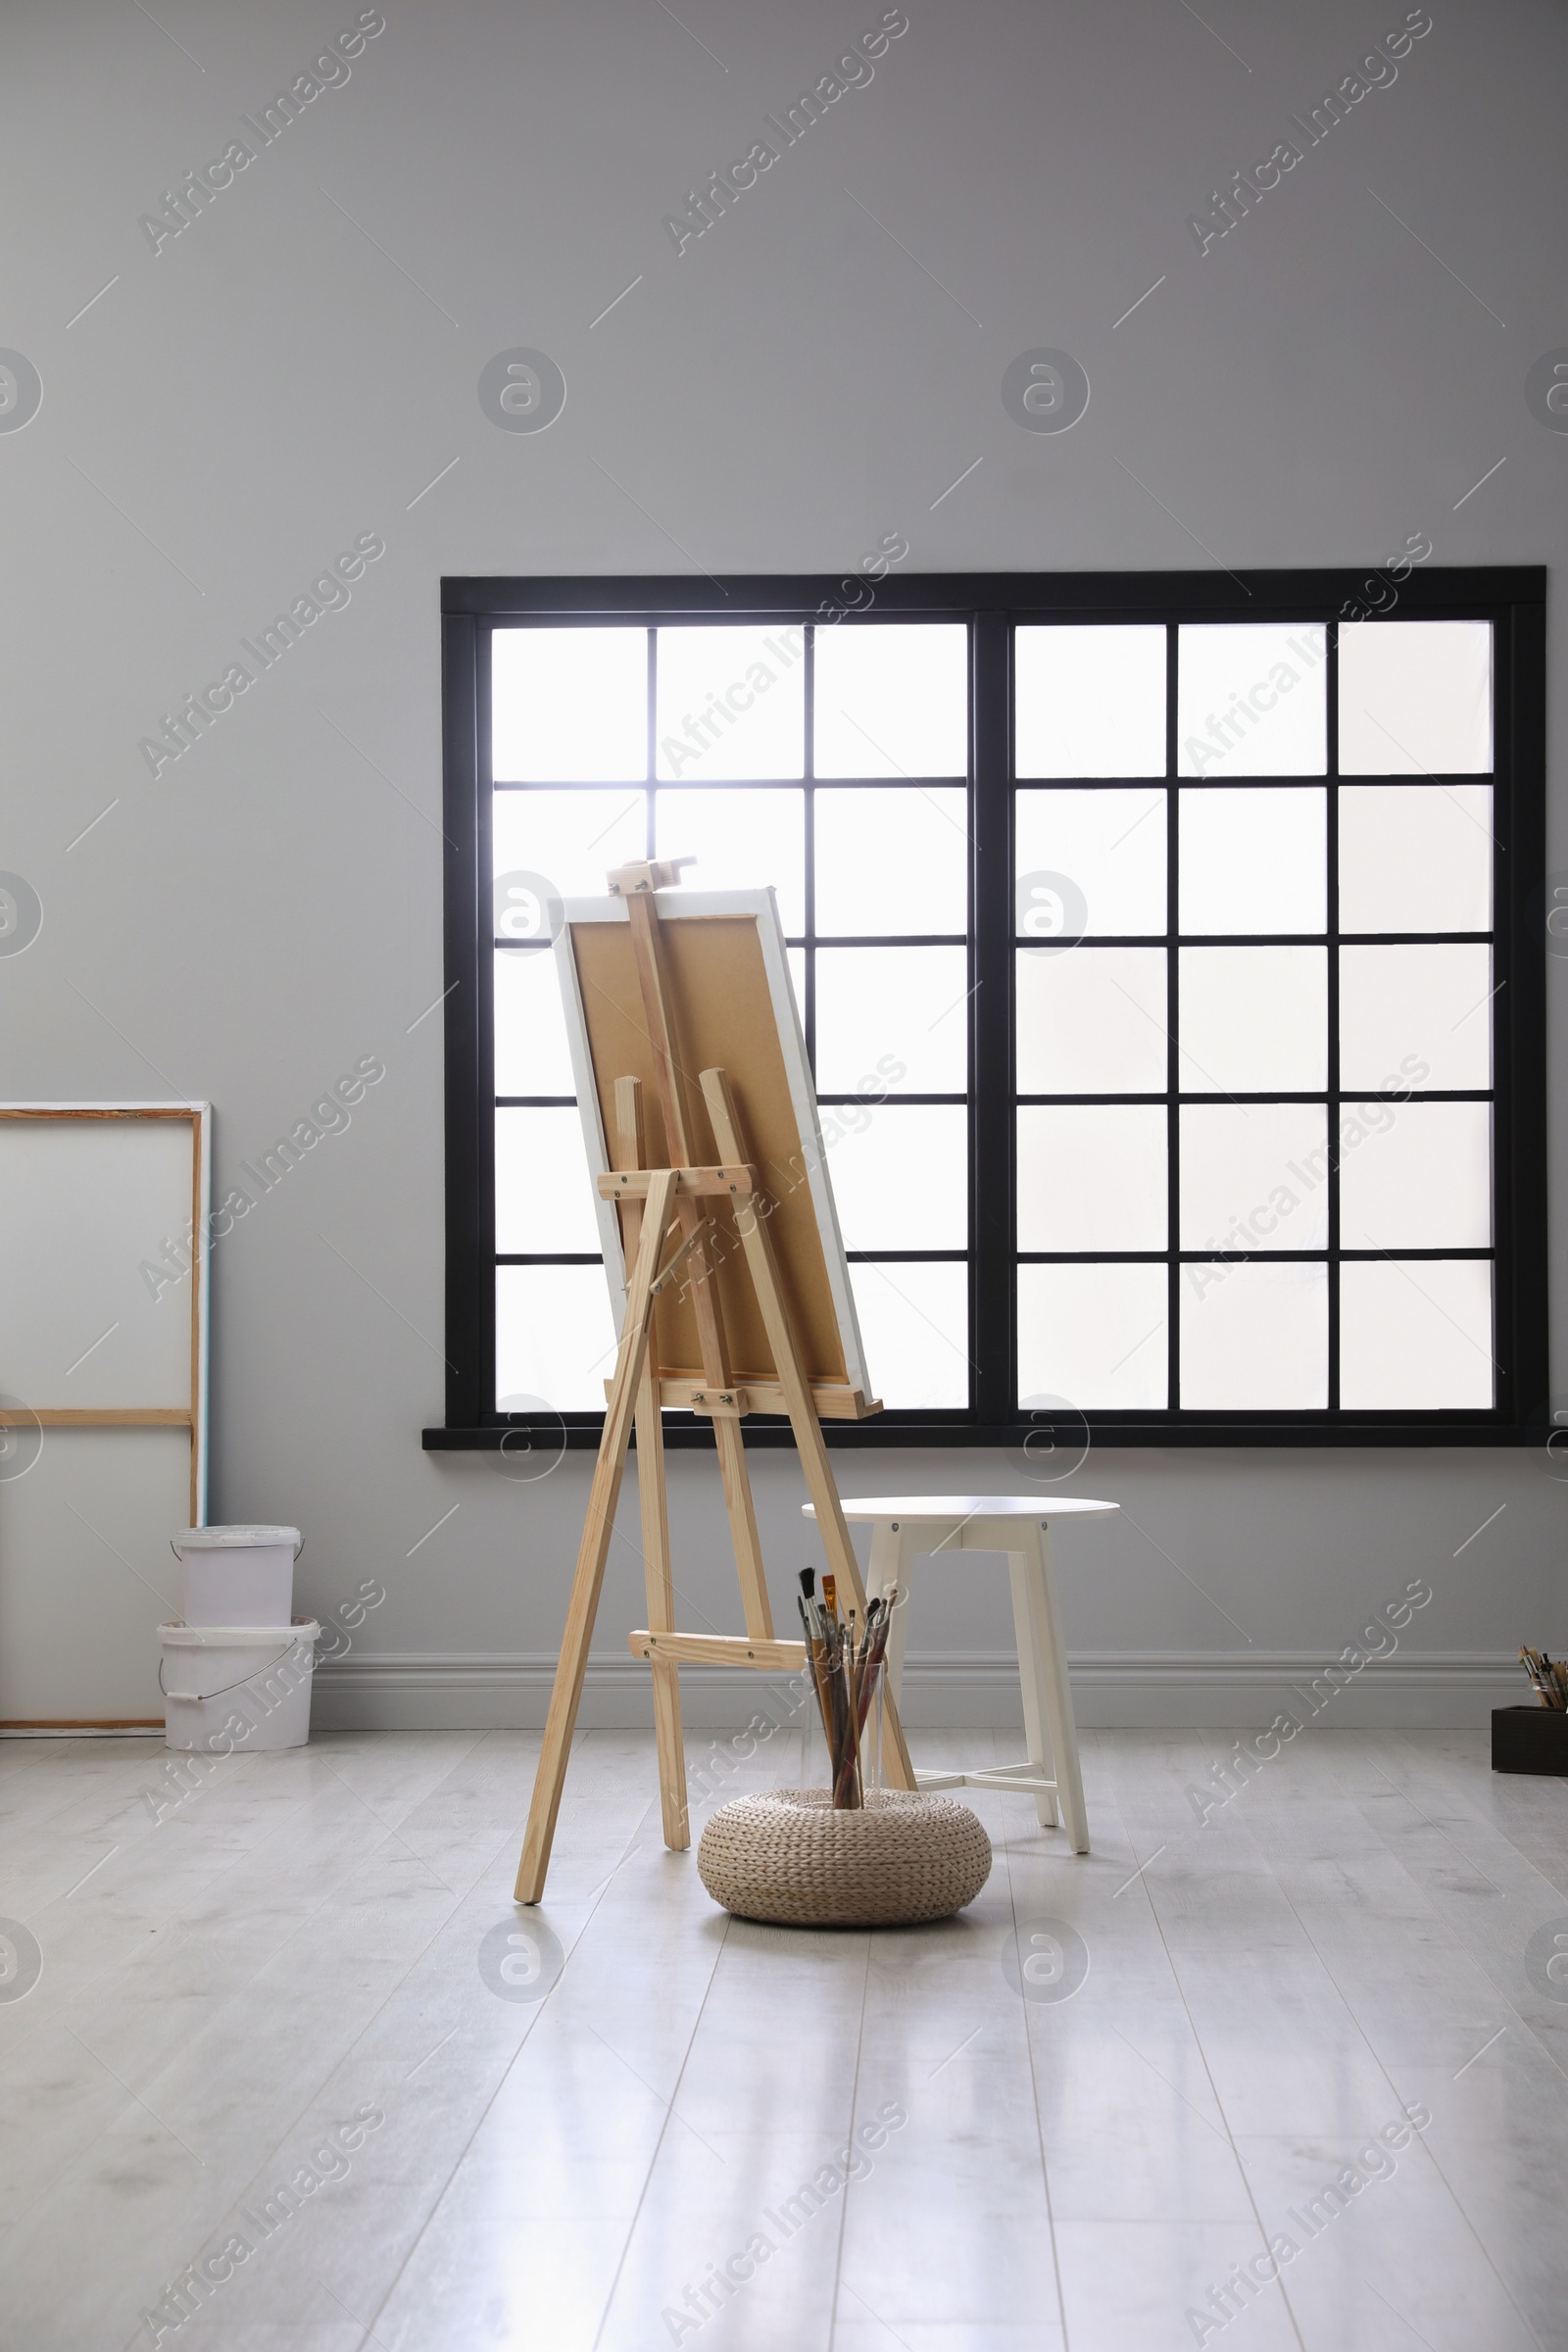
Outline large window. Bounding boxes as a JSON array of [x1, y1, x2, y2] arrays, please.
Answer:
[[433, 569, 1545, 1448]]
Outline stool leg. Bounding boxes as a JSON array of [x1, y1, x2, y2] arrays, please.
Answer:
[[1005, 1550, 1059, 1830], [871, 1522, 925, 1789], [873, 1521, 914, 1713], [1018, 1521, 1089, 1853]]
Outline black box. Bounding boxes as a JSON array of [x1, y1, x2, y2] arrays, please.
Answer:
[[1492, 1706, 1568, 1776]]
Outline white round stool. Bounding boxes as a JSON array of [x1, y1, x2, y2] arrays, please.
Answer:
[[803, 1494, 1117, 1854]]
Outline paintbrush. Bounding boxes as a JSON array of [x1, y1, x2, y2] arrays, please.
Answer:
[[1521, 1644, 1568, 1709], [799, 1592, 835, 1747], [829, 1638, 859, 1808], [856, 1590, 896, 1739]]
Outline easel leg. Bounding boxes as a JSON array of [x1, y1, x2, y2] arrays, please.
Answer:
[[515, 1171, 681, 1903], [713, 1420, 773, 1641], [636, 1384, 689, 1851], [615, 1077, 690, 1853], [874, 1522, 915, 1713]]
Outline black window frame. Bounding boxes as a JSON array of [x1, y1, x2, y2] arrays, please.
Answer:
[[428, 565, 1546, 1452]]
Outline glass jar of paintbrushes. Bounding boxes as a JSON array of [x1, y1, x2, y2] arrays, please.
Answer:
[[796, 1567, 897, 1809]]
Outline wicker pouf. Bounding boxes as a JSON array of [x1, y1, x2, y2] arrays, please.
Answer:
[[697, 1788, 992, 1928]]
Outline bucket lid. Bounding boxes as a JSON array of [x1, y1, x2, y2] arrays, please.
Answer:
[[172, 1525, 301, 1549], [161, 1620, 320, 1644]]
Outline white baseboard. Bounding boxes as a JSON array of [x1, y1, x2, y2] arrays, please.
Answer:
[[310, 1649, 1524, 1733]]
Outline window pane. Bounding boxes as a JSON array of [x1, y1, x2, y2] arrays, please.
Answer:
[[813, 787, 967, 935], [1015, 625, 1166, 777], [493, 869, 562, 944], [491, 626, 647, 783], [1016, 947, 1167, 1094], [495, 949, 574, 1097], [496, 1107, 601, 1253], [1017, 1105, 1166, 1250], [1178, 947, 1327, 1092], [1180, 1103, 1329, 1252], [493, 788, 645, 900], [655, 625, 805, 779], [1018, 1262, 1167, 1408], [653, 787, 805, 934], [1015, 787, 1165, 935], [815, 947, 967, 1094], [1339, 620, 1493, 776], [825, 1103, 966, 1249], [1339, 945, 1492, 1091], [1339, 1260, 1494, 1408], [1339, 1101, 1492, 1250], [1177, 624, 1327, 777], [1179, 787, 1325, 934], [1337, 786, 1493, 934], [813, 623, 967, 777], [849, 1261, 970, 1408], [497, 1264, 618, 1411], [1180, 1261, 1327, 1408]]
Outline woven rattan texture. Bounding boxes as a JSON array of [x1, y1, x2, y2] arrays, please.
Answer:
[[697, 1788, 993, 1926]]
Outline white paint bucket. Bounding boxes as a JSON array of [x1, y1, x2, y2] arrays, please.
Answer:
[[160, 1621, 320, 1752], [171, 1526, 302, 1627]]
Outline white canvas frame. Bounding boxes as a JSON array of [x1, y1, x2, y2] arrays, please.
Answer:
[[0, 1102, 211, 1523]]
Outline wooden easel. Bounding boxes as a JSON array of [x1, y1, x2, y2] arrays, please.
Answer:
[[514, 860, 915, 1903]]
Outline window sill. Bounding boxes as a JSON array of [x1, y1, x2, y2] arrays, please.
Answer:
[[422, 1417, 1547, 1452]]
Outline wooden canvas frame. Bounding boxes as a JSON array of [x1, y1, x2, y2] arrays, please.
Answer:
[[0, 1104, 211, 1526]]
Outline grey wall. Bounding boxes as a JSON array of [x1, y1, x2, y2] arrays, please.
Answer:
[[3, 0, 1564, 1730]]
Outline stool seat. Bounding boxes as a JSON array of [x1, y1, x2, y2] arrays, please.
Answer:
[[808, 1494, 1117, 1527], [803, 1494, 1118, 1853]]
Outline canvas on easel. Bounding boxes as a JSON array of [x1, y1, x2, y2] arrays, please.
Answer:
[[514, 861, 915, 1903]]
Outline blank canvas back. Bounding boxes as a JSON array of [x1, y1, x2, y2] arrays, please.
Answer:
[[559, 892, 871, 1400]]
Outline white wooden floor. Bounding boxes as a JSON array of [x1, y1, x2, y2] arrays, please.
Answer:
[[1, 1724, 1565, 2352]]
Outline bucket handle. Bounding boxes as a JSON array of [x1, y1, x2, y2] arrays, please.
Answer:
[[159, 1641, 306, 1704], [169, 1533, 306, 1564]]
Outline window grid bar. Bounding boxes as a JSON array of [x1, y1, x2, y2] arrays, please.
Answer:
[[848, 1250, 968, 1262], [1016, 1249, 1496, 1262], [1165, 619, 1181, 1410], [971, 612, 1010, 1424], [803, 624, 816, 1071], [1008, 930, 1494, 949], [493, 773, 966, 792], [499, 1254, 604, 1265], [1012, 1090, 1495, 1107], [1014, 771, 1494, 791], [1326, 616, 1342, 1407]]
